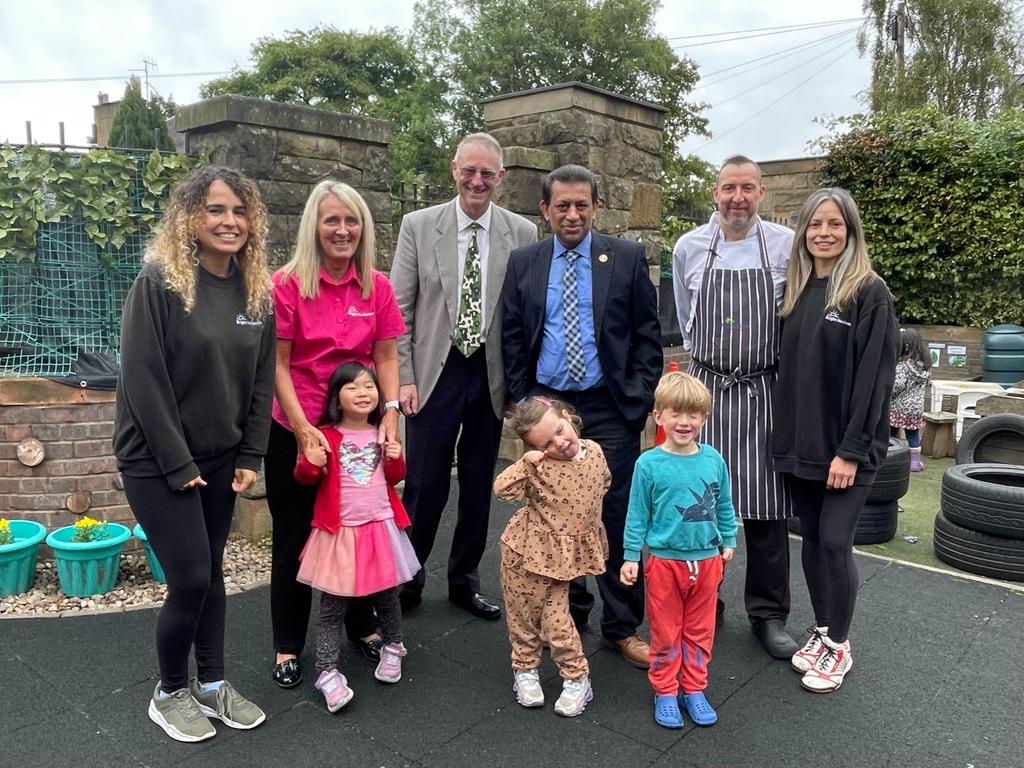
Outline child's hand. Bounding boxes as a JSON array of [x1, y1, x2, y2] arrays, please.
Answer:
[[303, 445, 328, 468], [384, 440, 402, 460], [721, 547, 735, 562], [620, 561, 639, 586], [523, 450, 545, 468]]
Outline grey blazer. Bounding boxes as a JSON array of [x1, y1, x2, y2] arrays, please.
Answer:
[[390, 199, 538, 418]]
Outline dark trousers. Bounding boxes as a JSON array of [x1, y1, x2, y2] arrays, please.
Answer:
[[742, 518, 792, 624], [786, 473, 871, 643], [536, 385, 645, 641], [265, 420, 376, 655], [124, 460, 236, 692], [403, 346, 502, 595]]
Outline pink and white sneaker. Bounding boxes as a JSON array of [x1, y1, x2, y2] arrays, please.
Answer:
[[374, 642, 407, 683], [314, 669, 353, 712], [791, 626, 828, 674], [801, 637, 852, 693]]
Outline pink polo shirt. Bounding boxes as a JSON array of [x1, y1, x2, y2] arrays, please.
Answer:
[[272, 265, 406, 429]]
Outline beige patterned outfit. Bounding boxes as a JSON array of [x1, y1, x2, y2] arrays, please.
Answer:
[[494, 440, 610, 679]]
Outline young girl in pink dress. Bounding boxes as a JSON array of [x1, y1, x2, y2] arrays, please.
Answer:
[[295, 362, 420, 712]]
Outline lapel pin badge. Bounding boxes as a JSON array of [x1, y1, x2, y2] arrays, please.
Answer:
[[598, 253, 609, 263]]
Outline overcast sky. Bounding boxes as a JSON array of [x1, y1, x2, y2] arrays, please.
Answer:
[[0, 1, 870, 165]]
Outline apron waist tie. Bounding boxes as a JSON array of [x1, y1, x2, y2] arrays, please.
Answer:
[[691, 360, 775, 397]]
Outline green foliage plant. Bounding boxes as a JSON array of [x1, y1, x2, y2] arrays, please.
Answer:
[[0, 145, 199, 261], [109, 78, 176, 151], [820, 107, 1024, 326]]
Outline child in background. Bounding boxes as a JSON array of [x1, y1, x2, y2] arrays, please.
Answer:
[[621, 372, 736, 729], [294, 362, 420, 712], [890, 328, 932, 472], [493, 397, 610, 718]]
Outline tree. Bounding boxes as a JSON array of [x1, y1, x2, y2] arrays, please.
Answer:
[[109, 78, 175, 151], [201, 26, 450, 181], [412, 0, 706, 150], [861, 0, 1024, 119]]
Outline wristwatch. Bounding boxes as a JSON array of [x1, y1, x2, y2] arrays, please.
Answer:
[[384, 400, 401, 411]]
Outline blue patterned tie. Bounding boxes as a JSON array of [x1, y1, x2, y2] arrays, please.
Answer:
[[563, 250, 585, 383], [453, 223, 482, 356]]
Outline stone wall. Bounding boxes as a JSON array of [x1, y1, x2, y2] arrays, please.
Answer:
[[757, 157, 824, 227], [483, 82, 667, 275], [175, 95, 394, 269]]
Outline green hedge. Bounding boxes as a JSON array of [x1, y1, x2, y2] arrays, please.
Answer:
[[821, 108, 1024, 327]]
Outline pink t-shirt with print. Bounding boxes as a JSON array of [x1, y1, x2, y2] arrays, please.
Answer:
[[272, 266, 406, 428], [334, 427, 394, 526]]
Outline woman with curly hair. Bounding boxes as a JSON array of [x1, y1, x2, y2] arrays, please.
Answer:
[[265, 179, 405, 689], [114, 166, 275, 742]]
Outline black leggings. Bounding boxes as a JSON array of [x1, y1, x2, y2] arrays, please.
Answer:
[[124, 460, 236, 692], [265, 420, 376, 655], [786, 473, 871, 644]]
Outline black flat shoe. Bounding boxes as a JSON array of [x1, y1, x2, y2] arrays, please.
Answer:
[[448, 590, 502, 621], [352, 636, 382, 662], [752, 619, 799, 659], [272, 658, 302, 689]]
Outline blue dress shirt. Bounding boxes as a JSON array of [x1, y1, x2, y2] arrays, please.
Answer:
[[536, 233, 605, 391]]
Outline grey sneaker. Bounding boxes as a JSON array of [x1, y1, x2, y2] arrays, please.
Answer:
[[189, 679, 266, 729], [513, 668, 544, 708], [148, 684, 216, 743], [554, 676, 593, 717]]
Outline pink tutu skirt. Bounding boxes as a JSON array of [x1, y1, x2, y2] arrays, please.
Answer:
[[297, 518, 420, 597]]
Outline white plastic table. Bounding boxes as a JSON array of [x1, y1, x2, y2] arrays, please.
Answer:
[[928, 380, 1006, 413]]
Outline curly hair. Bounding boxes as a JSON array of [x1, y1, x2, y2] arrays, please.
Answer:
[[144, 166, 271, 318], [507, 396, 584, 442]]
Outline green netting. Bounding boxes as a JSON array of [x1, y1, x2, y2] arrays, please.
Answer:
[[0, 151, 166, 378]]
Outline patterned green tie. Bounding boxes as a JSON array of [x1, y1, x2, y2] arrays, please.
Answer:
[[454, 222, 482, 356]]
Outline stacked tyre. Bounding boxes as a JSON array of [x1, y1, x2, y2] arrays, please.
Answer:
[[933, 414, 1024, 582], [789, 438, 910, 545]]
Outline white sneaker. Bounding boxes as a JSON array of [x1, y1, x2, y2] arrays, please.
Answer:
[[801, 637, 852, 693], [791, 626, 828, 673], [554, 676, 592, 717], [513, 669, 544, 707]]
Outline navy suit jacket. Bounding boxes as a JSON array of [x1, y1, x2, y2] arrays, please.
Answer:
[[501, 231, 663, 431]]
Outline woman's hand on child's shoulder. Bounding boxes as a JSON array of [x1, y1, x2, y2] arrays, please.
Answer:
[[303, 445, 328, 468], [523, 450, 546, 468], [384, 440, 402, 460], [721, 547, 735, 562]]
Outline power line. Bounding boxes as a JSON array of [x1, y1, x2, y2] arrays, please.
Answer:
[[694, 28, 858, 89], [672, 18, 862, 49], [0, 70, 229, 86], [665, 17, 865, 41], [696, 41, 860, 152]]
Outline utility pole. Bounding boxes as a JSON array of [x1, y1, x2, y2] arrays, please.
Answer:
[[893, 3, 906, 74]]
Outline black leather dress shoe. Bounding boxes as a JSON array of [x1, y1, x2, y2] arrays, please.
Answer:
[[272, 658, 302, 689], [752, 619, 799, 659], [351, 636, 382, 662], [399, 589, 422, 612], [448, 590, 502, 620]]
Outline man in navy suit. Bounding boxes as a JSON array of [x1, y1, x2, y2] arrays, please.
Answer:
[[501, 164, 663, 668]]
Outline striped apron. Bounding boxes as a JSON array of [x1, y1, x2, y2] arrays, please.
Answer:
[[688, 223, 791, 521]]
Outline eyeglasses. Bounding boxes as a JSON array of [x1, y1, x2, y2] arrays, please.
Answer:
[[456, 166, 499, 181]]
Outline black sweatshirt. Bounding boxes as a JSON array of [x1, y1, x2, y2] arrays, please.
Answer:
[[771, 274, 899, 484], [113, 262, 276, 489]]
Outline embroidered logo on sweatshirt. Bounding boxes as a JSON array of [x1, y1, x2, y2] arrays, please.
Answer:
[[235, 313, 263, 327], [676, 481, 720, 522], [825, 310, 851, 327]]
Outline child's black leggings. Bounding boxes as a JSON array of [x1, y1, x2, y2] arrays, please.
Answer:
[[786, 473, 871, 644], [123, 459, 236, 692]]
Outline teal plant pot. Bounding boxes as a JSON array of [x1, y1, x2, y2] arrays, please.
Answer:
[[0, 520, 47, 597], [132, 523, 166, 584], [46, 522, 131, 597]]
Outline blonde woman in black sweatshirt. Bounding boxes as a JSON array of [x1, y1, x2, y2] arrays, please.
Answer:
[[114, 167, 275, 741], [771, 188, 898, 694]]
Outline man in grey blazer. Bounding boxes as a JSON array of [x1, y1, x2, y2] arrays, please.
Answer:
[[390, 133, 538, 619]]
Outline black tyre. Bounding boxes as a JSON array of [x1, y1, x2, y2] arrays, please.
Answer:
[[955, 413, 1024, 465], [940, 463, 1024, 539], [868, 438, 911, 503], [933, 509, 1024, 582], [786, 500, 898, 545]]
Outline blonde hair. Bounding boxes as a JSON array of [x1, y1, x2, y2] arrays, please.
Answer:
[[780, 187, 880, 318], [507, 396, 583, 444], [277, 180, 376, 300], [145, 166, 271, 318], [654, 371, 712, 415]]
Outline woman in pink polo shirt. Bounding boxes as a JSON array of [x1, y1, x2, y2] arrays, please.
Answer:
[[266, 180, 406, 689]]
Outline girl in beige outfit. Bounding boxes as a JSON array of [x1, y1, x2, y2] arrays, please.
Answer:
[[494, 397, 610, 718]]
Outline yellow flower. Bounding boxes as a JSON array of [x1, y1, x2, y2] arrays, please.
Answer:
[[0, 518, 12, 545]]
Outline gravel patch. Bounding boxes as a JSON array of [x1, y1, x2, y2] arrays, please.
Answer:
[[0, 535, 271, 618]]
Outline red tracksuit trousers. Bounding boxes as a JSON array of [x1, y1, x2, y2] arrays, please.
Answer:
[[645, 553, 724, 695]]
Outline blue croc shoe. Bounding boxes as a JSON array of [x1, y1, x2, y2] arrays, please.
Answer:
[[681, 691, 718, 726], [653, 694, 684, 729]]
